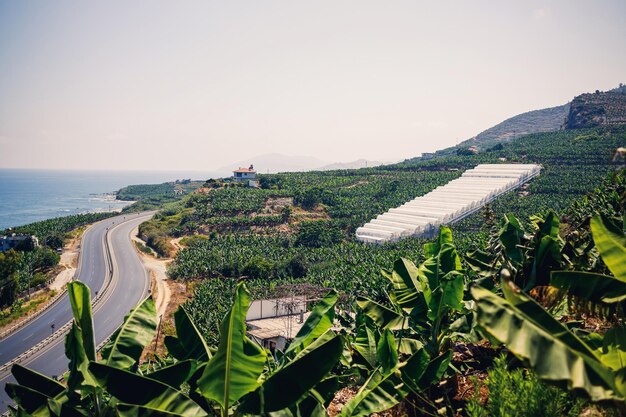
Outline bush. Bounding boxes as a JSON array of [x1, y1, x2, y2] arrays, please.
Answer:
[[294, 221, 343, 248], [467, 355, 585, 417], [242, 256, 274, 280]]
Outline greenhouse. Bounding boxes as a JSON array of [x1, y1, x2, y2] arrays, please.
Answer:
[[356, 163, 542, 244]]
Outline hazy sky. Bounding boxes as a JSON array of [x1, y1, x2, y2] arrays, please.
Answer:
[[1, 1, 624, 171]]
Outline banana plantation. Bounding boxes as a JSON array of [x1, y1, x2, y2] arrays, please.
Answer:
[[6, 126, 626, 416]]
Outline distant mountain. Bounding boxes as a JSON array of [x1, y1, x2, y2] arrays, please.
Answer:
[[211, 153, 328, 177], [565, 88, 626, 129], [317, 159, 386, 171]]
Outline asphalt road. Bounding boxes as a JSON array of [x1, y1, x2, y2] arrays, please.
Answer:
[[0, 212, 153, 412]]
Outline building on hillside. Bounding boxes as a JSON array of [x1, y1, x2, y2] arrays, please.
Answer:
[[233, 164, 258, 187], [0, 234, 39, 252], [245, 296, 308, 352]]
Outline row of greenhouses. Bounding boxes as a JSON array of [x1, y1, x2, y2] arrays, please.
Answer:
[[356, 164, 542, 244]]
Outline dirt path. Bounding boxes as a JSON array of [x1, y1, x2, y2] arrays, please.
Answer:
[[49, 232, 81, 291], [131, 227, 171, 318]]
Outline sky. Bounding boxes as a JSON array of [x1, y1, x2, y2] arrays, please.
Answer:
[[0, 1, 625, 171]]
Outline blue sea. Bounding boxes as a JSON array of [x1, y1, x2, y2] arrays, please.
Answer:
[[0, 169, 213, 230]]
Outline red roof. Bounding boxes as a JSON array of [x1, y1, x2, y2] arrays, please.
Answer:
[[234, 168, 256, 173]]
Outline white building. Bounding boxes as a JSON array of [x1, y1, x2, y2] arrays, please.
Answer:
[[0, 234, 39, 252], [233, 165, 256, 181], [245, 296, 308, 351]]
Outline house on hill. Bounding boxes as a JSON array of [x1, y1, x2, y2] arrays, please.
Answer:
[[233, 164, 258, 187], [0, 234, 39, 252]]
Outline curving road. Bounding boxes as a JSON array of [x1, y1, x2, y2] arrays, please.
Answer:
[[0, 212, 154, 411]]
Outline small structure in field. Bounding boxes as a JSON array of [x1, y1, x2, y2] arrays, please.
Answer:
[[245, 296, 309, 352]]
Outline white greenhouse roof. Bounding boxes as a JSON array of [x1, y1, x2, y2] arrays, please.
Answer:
[[356, 163, 541, 244]]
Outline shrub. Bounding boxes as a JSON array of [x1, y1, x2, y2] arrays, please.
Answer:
[[294, 221, 343, 248], [242, 256, 274, 279], [467, 355, 584, 417]]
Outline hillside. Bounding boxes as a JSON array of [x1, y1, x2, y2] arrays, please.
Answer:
[[565, 89, 626, 129], [458, 103, 570, 149], [416, 103, 569, 161]]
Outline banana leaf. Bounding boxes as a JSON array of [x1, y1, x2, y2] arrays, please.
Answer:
[[356, 297, 406, 331], [11, 364, 65, 398], [4, 383, 52, 416], [383, 258, 422, 311], [341, 329, 406, 416], [101, 296, 157, 370], [498, 214, 525, 266], [67, 282, 96, 361], [339, 368, 406, 417], [591, 215, 626, 280], [165, 306, 212, 362], [352, 316, 379, 369], [285, 290, 337, 355], [196, 282, 266, 410], [89, 362, 205, 417], [65, 323, 98, 390], [147, 360, 198, 389], [238, 331, 343, 414], [551, 271, 626, 304], [472, 284, 623, 401]]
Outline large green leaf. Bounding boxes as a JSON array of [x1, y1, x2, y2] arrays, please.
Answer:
[[424, 226, 454, 258], [4, 383, 52, 417], [353, 316, 379, 369], [67, 282, 96, 361], [591, 215, 626, 280], [238, 331, 343, 413], [116, 404, 191, 417], [376, 330, 398, 374], [551, 271, 626, 304], [356, 297, 405, 330], [339, 368, 406, 417], [498, 214, 525, 266], [472, 284, 623, 401], [101, 296, 157, 369], [65, 323, 98, 390], [527, 211, 562, 289], [166, 306, 212, 362], [285, 290, 337, 355], [147, 360, 198, 389], [596, 327, 626, 371], [384, 258, 421, 311], [196, 282, 266, 410], [399, 349, 451, 395], [11, 364, 65, 398], [89, 362, 205, 417]]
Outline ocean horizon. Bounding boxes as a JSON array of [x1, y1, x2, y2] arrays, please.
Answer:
[[0, 168, 214, 230]]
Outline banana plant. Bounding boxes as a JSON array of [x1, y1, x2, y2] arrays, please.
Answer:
[[551, 215, 626, 317], [5, 281, 202, 417], [466, 211, 565, 291], [357, 226, 465, 355], [472, 215, 626, 408], [472, 280, 626, 407], [339, 226, 462, 416]]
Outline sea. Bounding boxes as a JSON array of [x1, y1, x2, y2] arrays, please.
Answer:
[[0, 169, 214, 230]]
